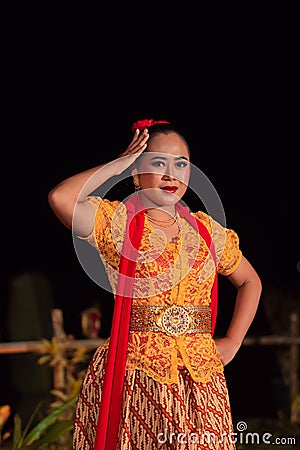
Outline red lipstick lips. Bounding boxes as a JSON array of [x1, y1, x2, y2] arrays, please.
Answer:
[[161, 186, 178, 193]]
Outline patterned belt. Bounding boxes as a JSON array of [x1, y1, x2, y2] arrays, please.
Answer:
[[130, 304, 211, 336]]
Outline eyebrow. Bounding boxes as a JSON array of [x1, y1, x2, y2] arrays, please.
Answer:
[[149, 156, 189, 161]]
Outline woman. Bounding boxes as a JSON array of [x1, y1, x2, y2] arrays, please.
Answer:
[[48, 119, 262, 450]]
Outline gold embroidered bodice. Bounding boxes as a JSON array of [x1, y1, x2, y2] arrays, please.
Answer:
[[79, 196, 242, 384]]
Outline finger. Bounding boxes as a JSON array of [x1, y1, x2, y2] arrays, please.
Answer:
[[127, 134, 149, 155], [136, 143, 148, 154], [133, 128, 148, 144], [119, 129, 149, 158], [121, 144, 148, 162], [131, 127, 148, 145], [129, 143, 148, 157], [130, 128, 140, 145], [131, 130, 149, 152], [126, 129, 145, 151]]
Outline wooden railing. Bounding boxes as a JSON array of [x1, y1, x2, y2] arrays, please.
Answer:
[[0, 309, 298, 403]]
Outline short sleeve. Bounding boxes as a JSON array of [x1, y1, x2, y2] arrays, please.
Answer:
[[76, 196, 102, 248], [192, 210, 242, 277], [77, 196, 124, 250], [217, 227, 243, 276]]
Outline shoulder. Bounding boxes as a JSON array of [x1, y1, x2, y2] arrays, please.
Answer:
[[86, 195, 125, 218], [192, 210, 240, 239], [191, 210, 226, 238], [192, 210, 213, 231], [192, 210, 242, 274], [78, 196, 127, 249]]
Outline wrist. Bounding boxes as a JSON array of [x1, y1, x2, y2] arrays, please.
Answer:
[[224, 335, 243, 351]]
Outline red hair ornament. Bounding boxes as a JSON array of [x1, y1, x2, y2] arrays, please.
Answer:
[[131, 119, 170, 132]]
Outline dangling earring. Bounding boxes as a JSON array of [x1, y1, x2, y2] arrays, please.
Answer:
[[133, 176, 140, 191]]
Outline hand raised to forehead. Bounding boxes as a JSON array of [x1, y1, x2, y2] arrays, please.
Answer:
[[113, 129, 150, 175]]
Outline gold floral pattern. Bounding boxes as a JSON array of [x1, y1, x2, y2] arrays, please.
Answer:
[[79, 196, 242, 384]]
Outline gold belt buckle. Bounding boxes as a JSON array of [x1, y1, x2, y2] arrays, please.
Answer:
[[157, 305, 192, 336]]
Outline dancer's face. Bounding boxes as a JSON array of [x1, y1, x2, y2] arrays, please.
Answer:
[[136, 132, 190, 207]]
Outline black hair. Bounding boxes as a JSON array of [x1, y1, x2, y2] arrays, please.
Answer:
[[145, 122, 189, 151], [134, 122, 190, 168]]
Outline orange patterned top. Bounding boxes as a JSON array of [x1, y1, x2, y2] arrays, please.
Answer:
[[80, 196, 242, 384]]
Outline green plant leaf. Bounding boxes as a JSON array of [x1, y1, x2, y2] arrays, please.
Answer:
[[12, 414, 22, 449], [22, 396, 76, 446], [20, 401, 43, 446], [17, 420, 73, 450]]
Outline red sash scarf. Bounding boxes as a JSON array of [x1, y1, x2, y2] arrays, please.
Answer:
[[93, 194, 218, 450]]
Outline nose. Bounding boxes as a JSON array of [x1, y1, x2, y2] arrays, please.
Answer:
[[162, 162, 176, 179]]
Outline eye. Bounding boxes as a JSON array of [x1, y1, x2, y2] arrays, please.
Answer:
[[151, 161, 165, 167], [176, 161, 188, 168]]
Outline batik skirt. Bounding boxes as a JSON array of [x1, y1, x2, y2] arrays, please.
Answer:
[[73, 344, 236, 450]]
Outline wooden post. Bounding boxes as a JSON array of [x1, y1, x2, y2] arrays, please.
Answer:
[[51, 308, 66, 340], [51, 309, 69, 443], [51, 308, 66, 391], [289, 312, 299, 405]]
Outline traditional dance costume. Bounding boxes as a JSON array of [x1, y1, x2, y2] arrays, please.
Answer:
[[73, 194, 242, 450]]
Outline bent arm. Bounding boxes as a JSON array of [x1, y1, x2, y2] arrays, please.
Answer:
[[48, 129, 149, 237], [48, 162, 118, 236], [215, 255, 262, 365]]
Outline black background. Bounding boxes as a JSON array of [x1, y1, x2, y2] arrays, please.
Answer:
[[1, 5, 299, 425]]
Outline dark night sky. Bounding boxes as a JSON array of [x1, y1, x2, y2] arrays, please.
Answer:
[[4, 77, 298, 335], [1, 10, 299, 423]]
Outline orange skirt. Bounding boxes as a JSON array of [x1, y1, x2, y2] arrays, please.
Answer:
[[73, 345, 236, 450]]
